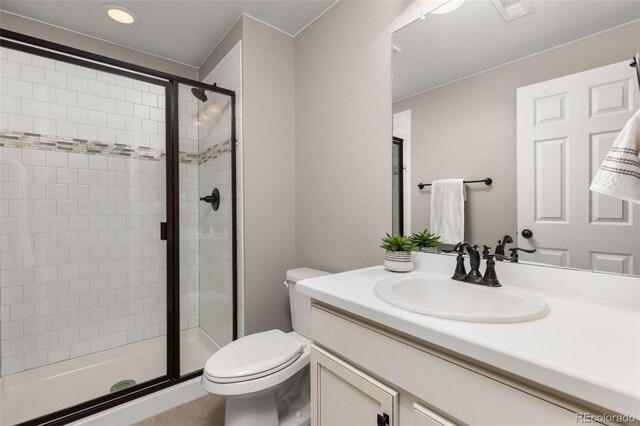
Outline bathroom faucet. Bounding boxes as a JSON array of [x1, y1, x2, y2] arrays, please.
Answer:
[[452, 242, 484, 285], [495, 235, 513, 256], [452, 241, 506, 287]]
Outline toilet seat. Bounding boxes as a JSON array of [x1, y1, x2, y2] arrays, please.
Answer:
[[202, 331, 310, 397], [204, 330, 303, 383]]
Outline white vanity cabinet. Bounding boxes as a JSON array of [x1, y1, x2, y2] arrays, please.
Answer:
[[311, 345, 398, 426], [310, 303, 610, 426]]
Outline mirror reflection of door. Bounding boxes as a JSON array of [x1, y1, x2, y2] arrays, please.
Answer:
[[392, 137, 404, 235], [517, 60, 640, 275]]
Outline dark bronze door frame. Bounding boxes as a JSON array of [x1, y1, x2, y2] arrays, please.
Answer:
[[393, 136, 404, 235]]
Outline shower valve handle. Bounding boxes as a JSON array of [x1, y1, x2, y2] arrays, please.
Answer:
[[200, 188, 220, 211]]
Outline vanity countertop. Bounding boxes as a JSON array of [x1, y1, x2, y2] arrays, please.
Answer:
[[297, 260, 640, 418]]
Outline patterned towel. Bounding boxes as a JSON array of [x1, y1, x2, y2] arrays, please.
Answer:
[[590, 108, 640, 204]]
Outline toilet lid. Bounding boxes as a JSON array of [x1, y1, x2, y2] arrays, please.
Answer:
[[204, 330, 303, 382]]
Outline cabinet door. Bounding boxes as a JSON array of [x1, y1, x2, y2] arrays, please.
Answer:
[[311, 345, 398, 426], [413, 403, 456, 426]]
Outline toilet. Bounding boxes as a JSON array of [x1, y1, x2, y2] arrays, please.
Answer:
[[202, 268, 330, 426]]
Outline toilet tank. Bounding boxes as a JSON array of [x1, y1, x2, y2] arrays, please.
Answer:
[[285, 268, 331, 338]]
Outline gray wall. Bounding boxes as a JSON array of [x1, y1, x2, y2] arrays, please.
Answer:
[[294, 1, 410, 273], [242, 17, 296, 334], [0, 11, 198, 80], [199, 17, 243, 81], [394, 20, 640, 246]]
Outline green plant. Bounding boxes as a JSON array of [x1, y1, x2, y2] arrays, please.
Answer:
[[380, 234, 416, 252], [409, 229, 441, 250]]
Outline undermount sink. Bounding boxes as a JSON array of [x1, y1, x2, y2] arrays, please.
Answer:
[[375, 274, 548, 323]]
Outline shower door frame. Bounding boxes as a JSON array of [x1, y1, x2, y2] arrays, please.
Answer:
[[0, 30, 237, 426], [392, 136, 404, 235]]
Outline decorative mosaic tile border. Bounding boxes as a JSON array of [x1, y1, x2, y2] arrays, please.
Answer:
[[200, 140, 232, 164], [0, 131, 231, 165]]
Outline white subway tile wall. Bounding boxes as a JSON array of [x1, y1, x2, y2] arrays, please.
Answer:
[[0, 148, 167, 375], [0, 47, 179, 376], [393, 110, 411, 235], [200, 41, 243, 341]]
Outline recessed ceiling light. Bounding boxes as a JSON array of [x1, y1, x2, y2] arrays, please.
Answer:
[[431, 0, 466, 15], [101, 4, 139, 25]]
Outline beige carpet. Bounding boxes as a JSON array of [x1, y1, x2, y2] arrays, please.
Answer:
[[135, 394, 225, 426]]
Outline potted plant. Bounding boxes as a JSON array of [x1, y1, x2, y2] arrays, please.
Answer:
[[409, 229, 441, 253], [380, 233, 416, 272]]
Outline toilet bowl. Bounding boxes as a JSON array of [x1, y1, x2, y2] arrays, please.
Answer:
[[202, 268, 330, 426]]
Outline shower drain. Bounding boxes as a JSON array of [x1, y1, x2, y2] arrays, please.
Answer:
[[110, 379, 137, 393]]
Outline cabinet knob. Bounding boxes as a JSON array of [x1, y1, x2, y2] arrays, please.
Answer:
[[521, 229, 533, 239]]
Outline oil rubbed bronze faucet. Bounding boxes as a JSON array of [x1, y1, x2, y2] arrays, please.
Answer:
[[452, 242, 486, 285], [495, 234, 513, 256], [452, 241, 504, 287], [494, 234, 537, 263]]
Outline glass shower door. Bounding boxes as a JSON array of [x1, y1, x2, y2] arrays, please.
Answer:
[[178, 83, 235, 376], [0, 44, 169, 424]]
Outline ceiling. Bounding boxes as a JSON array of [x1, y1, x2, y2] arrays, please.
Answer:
[[393, 0, 640, 101], [0, 0, 336, 67]]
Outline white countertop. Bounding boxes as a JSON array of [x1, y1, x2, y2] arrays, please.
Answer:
[[298, 258, 640, 418]]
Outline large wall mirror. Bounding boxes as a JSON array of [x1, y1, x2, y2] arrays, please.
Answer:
[[392, 0, 640, 276]]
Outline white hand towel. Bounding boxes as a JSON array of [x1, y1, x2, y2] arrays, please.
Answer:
[[590, 108, 640, 204], [430, 179, 466, 244]]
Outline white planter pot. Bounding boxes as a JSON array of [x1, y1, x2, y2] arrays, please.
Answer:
[[384, 250, 414, 272]]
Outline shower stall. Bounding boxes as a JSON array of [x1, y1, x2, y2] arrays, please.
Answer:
[[0, 31, 237, 425]]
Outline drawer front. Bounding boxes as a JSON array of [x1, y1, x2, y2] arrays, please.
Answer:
[[311, 305, 584, 426], [413, 403, 456, 426]]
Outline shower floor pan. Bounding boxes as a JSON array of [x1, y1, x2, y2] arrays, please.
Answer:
[[0, 327, 219, 425]]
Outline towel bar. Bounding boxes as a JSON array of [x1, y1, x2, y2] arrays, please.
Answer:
[[418, 178, 492, 190]]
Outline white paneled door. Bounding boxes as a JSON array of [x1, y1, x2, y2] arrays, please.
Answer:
[[517, 60, 640, 275]]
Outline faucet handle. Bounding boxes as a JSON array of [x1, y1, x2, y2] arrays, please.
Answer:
[[474, 244, 491, 259], [482, 254, 502, 287], [503, 247, 537, 263], [509, 247, 537, 254], [451, 251, 467, 281]]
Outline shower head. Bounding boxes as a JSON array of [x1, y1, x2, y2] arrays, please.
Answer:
[[191, 88, 208, 102]]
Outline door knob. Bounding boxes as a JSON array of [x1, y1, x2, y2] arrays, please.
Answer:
[[521, 229, 533, 239]]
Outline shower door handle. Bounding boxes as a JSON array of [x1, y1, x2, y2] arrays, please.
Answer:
[[160, 222, 167, 241]]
